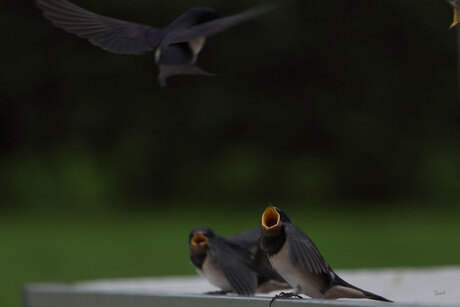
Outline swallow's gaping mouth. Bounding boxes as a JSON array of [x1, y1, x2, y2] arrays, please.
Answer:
[[191, 233, 208, 245], [262, 204, 280, 229], [450, 1, 459, 29]]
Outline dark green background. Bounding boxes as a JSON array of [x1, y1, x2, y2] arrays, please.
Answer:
[[1, 0, 460, 306]]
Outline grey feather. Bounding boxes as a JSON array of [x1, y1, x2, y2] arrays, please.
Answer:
[[284, 223, 330, 274], [36, 0, 162, 54], [226, 227, 260, 250], [208, 237, 257, 296], [164, 4, 276, 45]]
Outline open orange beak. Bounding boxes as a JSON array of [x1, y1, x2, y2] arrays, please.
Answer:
[[191, 233, 208, 245], [449, 1, 459, 29], [262, 204, 280, 229]]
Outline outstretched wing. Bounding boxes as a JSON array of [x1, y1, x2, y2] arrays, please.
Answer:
[[36, 0, 162, 54], [208, 237, 257, 296], [164, 3, 276, 44], [284, 222, 331, 274]]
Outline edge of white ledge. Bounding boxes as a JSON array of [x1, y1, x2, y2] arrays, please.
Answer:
[[23, 266, 460, 307]]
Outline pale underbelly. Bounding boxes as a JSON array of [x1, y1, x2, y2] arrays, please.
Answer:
[[198, 257, 232, 292], [269, 245, 325, 298]]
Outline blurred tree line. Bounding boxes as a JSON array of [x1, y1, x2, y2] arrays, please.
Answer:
[[1, 0, 460, 212]]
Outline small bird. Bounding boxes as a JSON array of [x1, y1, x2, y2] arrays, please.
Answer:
[[36, 0, 275, 86], [259, 205, 392, 304], [188, 227, 289, 296], [448, 0, 459, 29]]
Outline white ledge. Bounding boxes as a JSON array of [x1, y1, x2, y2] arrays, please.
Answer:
[[23, 266, 460, 307]]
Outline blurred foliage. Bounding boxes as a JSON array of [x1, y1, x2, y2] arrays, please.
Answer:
[[1, 1, 460, 208]]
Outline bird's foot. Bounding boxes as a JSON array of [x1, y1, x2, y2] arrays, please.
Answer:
[[269, 292, 303, 306], [204, 290, 228, 295]]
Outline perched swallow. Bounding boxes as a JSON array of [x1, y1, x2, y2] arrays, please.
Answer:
[[259, 205, 392, 304], [448, 0, 459, 29], [36, 0, 275, 86], [188, 227, 289, 296]]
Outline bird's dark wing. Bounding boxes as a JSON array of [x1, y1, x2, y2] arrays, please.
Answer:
[[226, 227, 260, 250], [36, 0, 162, 54], [164, 4, 276, 44], [208, 237, 257, 296], [284, 222, 330, 274]]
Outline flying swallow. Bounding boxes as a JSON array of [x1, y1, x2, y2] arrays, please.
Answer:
[[448, 0, 459, 29], [259, 205, 392, 305], [188, 227, 289, 296], [35, 0, 275, 86]]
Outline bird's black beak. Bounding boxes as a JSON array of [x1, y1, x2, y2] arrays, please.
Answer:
[[449, 0, 459, 29], [191, 233, 208, 245], [262, 204, 281, 229]]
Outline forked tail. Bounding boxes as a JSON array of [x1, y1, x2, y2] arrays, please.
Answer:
[[158, 64, 214, 87]]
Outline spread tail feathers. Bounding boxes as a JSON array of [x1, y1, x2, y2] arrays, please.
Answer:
[[158, 64, 214, 87]]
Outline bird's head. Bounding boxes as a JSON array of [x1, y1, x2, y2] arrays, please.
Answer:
[[189, 227, 215, 251], [261, 204, 291, 234]]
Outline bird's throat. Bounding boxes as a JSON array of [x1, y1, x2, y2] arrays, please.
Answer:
[[190, 245, 207, 269], [260, 227, 286, 256]]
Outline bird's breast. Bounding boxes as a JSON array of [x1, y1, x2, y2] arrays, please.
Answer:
[[269, 242, 325, 298], [201, 254, 232, 292]]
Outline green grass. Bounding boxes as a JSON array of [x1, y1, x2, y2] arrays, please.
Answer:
[[1, 204, 459, 307]]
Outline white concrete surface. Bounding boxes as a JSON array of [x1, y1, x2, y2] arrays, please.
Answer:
[[70, 266, 460, 306]]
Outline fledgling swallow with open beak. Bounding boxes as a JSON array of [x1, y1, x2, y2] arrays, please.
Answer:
[[35, 0, 276, 87], [259, 205, 392, 305], [188, 227, 290, 296], [448, 0, 460, 29]]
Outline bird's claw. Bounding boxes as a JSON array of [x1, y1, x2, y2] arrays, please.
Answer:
[[269, 292, 303, 307]]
